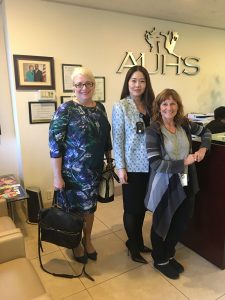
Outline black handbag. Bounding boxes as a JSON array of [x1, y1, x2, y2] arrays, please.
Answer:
[[98, 159, 120, 203], [38, 190, 94, 281]]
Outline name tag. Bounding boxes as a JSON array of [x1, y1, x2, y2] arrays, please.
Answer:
[[179, 173, 188, 186]]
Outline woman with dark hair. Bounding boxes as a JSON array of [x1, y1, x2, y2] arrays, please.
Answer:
[[145, 88, 211, 279], [112, 65, 155, 264]]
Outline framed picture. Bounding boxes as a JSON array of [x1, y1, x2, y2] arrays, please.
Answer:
[[28, 101, 57, 124], [61, 96, 73, 104], [13, 55, 55, 90], [62, 64, 82, 92], [93, 77, 105, 102]]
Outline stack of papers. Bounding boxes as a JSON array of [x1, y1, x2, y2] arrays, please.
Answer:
[[188, 113, 214, 125]]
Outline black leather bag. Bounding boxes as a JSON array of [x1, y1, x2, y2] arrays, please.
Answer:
[[39, 206, 83, 249], [38, 190, 94, 281], [98, 159, 120, 203]]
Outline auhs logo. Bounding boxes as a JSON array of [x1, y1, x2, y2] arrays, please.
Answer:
[[145, 27, 179, 56], [117, 27, 200, 76]]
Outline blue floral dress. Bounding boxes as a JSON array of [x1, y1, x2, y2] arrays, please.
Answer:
[[49, 100, 112, 213]]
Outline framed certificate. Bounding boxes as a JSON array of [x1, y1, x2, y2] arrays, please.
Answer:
[[93, 77, 105, 102], [28, 101, 57, 124], [62, 64, 82, 92]]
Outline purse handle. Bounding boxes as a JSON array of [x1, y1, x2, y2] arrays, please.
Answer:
[[102, 159, 120, 183], [52, 189, 71, 210]]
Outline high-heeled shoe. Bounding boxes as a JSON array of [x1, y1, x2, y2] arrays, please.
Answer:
[[72, 248, 88, 264], [125, 240, 148, 264], [139, 245, 152, 253], [82, 238, 98, 261]]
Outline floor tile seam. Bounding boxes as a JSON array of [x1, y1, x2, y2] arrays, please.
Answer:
[[216, 292, 225, 300], [153, 267, 191, 300], [94, 214, 119, 230], [85, 264, 144, 290], [60, 287, 94, 300]]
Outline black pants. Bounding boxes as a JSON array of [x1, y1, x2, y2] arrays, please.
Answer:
[[151, 186, 195, 264], [123, 212, 145, 248], [122, 172, 149, 249]]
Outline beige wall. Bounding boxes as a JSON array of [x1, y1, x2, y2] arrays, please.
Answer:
[[1, 0, 225, 201], [0, 3, 19, 178]]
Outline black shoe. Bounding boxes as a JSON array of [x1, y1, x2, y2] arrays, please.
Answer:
[[82, 238, 98, 261], [154, 262, 179, 279], [169, 258, 184, 273], [139, 245, 152, 253], [125, 240, 148, 264], [72, 248, 88, 264]]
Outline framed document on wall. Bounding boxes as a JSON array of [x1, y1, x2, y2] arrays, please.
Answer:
[[62, 64, 82, 92], [28, 101, 57, 124], [93, 77, 105, 102]]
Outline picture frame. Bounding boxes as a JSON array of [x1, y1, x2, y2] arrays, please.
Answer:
[[62, 64, 82, 92], [13, 55, 55, 90], [60, 96, 73, 104], [93, 76, 105, 102], [28, 101, 57, 124]]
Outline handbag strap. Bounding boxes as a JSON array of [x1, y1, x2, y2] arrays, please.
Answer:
[[52, 189, 71, 210], [103, 159, 120, 183], [38, 223, 94, 281]]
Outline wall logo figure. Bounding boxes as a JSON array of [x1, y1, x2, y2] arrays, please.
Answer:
[[117, 27, 200, 76], [145, 28, 179, 57]]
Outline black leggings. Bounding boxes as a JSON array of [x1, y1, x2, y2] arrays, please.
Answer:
[[123, 211, 145, 248]]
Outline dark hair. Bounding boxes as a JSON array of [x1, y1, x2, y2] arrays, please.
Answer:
[[152, 88, 185, 125], [120, 65, 155, 115], [214, 106, 225, 120]]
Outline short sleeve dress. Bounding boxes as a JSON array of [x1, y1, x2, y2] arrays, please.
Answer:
[[49, 100, 112, 213]]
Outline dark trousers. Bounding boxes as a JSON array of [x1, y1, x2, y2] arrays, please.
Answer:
[[123, 212, 145, 248], [122, 172, 149, 249], [151, 187, 194, 264]]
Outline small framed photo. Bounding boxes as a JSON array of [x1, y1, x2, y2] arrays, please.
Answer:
[[13, 55, 55, 90], [62, 64, 82, 92], [93, 77, 105, 102], [60, 96, 73, 104], [28, 101, 57, 124]]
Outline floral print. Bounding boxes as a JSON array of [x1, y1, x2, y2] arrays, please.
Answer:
[[49, 100, 112, 213]]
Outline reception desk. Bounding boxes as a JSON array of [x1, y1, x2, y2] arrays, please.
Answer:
[[182, 138, 225, 269]]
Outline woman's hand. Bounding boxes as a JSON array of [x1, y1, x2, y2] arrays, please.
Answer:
[[117, 168, 128, 184], [53, 175, 65, 190], [184, 154, 195, 166], [194, 147, 207, 162]]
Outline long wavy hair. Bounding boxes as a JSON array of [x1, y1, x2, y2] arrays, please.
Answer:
[[120, 65, 155, 116], [152, 89, 187, 125]]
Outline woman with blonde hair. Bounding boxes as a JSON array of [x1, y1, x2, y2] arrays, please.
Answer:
[[49, 67, 112, 263]]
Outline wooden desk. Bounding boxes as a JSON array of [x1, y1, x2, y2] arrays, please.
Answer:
[[182, 141, 225, 269], [0, 174, 29, 220]]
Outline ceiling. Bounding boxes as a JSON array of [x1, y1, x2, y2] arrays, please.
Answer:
[[44, 0, 225, 30]]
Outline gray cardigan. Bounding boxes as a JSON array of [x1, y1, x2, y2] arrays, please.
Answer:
[[144, 120, 211, 239]]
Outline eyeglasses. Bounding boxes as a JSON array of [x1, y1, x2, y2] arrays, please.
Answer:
[[74, 82, 94, 89]]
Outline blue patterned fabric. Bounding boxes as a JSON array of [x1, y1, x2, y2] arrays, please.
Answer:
[[112, 97, 149, 172], [49, 100, 112, 213]]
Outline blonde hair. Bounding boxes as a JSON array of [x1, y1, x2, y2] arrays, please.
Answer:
[[71, 67, 95, 83]]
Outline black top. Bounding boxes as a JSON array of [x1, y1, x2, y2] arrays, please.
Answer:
[[206, 120, 225, 134]]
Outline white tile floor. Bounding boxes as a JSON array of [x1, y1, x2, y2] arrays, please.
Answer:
[[14, 195, 225, 300]]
